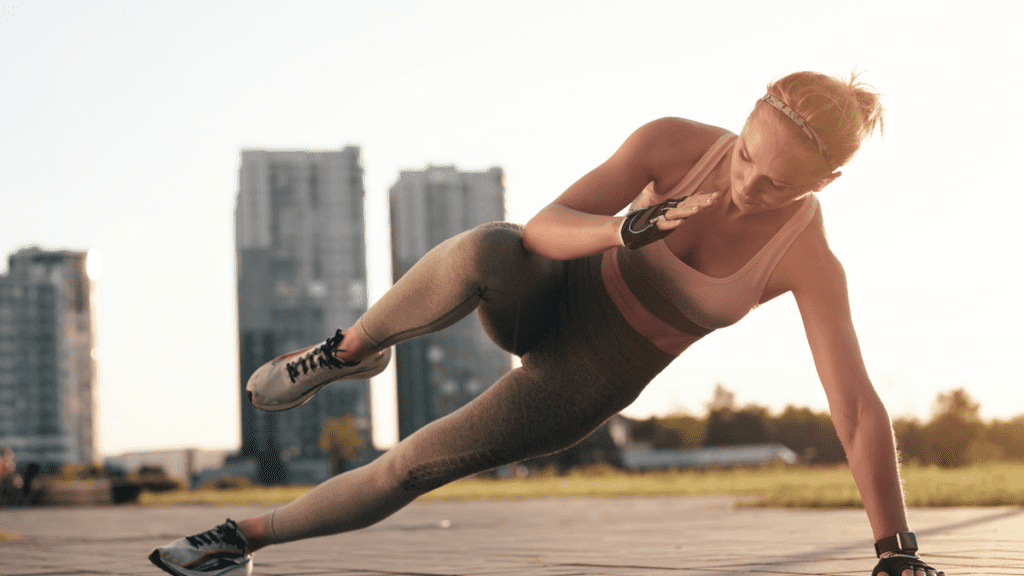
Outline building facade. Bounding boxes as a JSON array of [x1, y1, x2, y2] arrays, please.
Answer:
[[389, 164, 511, 440], [235, 146, 372, 483], [0, 247, 97, 465]]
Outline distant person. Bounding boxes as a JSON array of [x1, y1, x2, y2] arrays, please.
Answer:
[[0, 446, 24, 505], [151, 71, 944, 576], [21, 462, 42, 504]]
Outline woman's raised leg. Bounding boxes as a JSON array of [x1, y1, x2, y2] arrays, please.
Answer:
[[246, 222, 564, 411], [352, 222, 564, 356]]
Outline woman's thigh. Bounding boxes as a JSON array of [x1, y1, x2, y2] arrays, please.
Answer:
[[472, 222, 565, 356], [383, 255, 679, 495], [356, 222, 564, 354]]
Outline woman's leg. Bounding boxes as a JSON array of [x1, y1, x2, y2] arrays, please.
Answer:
[[248, 335, 659, 549], [345, 222, 563, 359], [241, 253, 678, 551], [241, 222, 566, 549]]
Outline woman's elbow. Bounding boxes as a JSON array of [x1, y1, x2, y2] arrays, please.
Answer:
[[523, 208, 564, 258], [833, 392, 889, 446], [521, 218, 545, 256]]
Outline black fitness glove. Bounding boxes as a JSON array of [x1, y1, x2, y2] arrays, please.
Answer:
[[872, 553, 938, 576], [619, 196, 688, 250]]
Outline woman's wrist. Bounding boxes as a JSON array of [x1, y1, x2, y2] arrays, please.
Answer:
[[613, 215, 628, 247]]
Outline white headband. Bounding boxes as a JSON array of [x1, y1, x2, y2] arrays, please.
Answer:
[[760, 94, 835, 170]]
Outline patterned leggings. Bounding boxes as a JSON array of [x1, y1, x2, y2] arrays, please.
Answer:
[[262, 223, 677, 544]]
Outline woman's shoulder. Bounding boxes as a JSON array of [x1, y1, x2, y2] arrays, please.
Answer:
[[628, 117, 734, 187], [635, 117, 732, 150], [777, 199, 845, 292]]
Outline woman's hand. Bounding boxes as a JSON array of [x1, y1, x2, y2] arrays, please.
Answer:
[[872, 553, 945, 576], [619, 191, 719, 249], [523, 118, 727, 259]]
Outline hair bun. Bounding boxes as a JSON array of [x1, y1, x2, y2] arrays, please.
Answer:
[[766, 69, 884, 167]]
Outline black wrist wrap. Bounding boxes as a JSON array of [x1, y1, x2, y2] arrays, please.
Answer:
[[872, 554, 935, 576], [620, 197, 686, 250]]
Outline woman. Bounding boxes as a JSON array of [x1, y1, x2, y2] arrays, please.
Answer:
[[151, 71, 945, 576]]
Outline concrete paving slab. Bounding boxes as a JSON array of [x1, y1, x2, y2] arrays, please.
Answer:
[[0, 496, 1021, 575]]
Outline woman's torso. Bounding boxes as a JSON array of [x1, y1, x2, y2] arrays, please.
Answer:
[[631, 130, 814, 284], [606, 127, 821, 344]]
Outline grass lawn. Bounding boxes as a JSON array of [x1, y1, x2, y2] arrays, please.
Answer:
[[138, 462, 1024, 508]]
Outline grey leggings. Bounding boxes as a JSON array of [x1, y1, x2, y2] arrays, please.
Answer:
[[262, 223, 677, 544]]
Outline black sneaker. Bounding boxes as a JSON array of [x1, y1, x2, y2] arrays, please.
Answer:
[[149, 519, 252, 576]]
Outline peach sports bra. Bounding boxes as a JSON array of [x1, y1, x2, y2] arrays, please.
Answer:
[[600, 131, 819, 356]]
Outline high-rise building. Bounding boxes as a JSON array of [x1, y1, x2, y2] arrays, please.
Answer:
[[389, 164, 511, 440], [0, 247, 97, 465], [235, 146, 372, 483]]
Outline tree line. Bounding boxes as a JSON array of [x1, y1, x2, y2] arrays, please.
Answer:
[[624, 385, 1024, 468]]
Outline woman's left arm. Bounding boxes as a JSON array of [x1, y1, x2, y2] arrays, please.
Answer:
[[788, 244, 910, 542], [779, 218, 944, 576], [771, 214, 922, 548]]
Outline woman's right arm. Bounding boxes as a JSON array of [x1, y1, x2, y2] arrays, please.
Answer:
[[522, 118, 698, 260]]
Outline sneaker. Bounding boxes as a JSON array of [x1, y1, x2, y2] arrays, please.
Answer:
[[246, 329, 391, 412], [149, 519, 252, 576]]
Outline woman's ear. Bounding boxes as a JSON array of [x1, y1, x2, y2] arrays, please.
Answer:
[[814, 170, 842, 192]]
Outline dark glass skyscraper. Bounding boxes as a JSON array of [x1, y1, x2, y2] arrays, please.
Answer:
[[235, 147, 372, 482], [388, 164, 511, 440]]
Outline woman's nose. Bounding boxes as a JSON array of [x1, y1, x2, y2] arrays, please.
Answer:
[[737, 166, 757, 194]]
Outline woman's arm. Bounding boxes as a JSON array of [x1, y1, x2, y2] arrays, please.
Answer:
[[523, 118, 716, 260], [782, 233, 910, 544]]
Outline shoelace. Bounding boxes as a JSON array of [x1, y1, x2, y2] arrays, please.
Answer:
[[286, 329, 348, 383], [185, 520, 247, 553]]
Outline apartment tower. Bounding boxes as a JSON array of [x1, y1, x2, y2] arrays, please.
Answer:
[[235, 146, 372, 483], [389, 164, 511, 440], [0, 247, 97, 465]]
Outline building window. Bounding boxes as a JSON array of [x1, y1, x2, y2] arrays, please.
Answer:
[[311, 235, 323, 280], [309, 164, 321, 209], [270, 163, 297, 246]]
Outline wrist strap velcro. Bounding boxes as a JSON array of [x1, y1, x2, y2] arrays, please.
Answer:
[[619, 197, 686, 250], [872, 554, 935, 576]]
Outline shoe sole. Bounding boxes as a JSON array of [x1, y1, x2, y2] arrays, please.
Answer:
[[249, 349, 390, 412], [149, 550, 181, 576], [149, 549, 253, 576]]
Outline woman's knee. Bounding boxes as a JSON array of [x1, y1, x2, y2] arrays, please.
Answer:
[[456, 222, 528, 278]]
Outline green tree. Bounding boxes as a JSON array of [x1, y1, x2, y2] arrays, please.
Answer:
[[630, 417, 691, 449], [924, 388, 983, 468], [656, 414, 705, 449], [706, 383, 735, 413], [319, 415, 365, 475], [701, 393, 773, 448], [772, 405, 846, 464], [985, 415, 1024, 461], [893, 418, 928, 465]]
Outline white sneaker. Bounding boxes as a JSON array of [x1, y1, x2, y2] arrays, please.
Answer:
[[149, 519, 252, 576], [246, 329, 391, 412]]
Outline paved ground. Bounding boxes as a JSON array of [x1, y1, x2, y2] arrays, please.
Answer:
[[1, 496, 1022, 575]]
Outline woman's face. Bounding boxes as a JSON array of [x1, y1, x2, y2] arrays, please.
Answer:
[[729, 106, 838, 215]]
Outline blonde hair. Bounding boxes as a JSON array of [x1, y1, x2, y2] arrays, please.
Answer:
[[764, 70, 884, 168]]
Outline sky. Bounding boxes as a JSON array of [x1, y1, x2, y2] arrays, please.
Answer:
[[1, 1, 1021, 457]]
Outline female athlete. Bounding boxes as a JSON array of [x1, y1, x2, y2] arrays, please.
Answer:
[[151, 70, 945, 576]]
